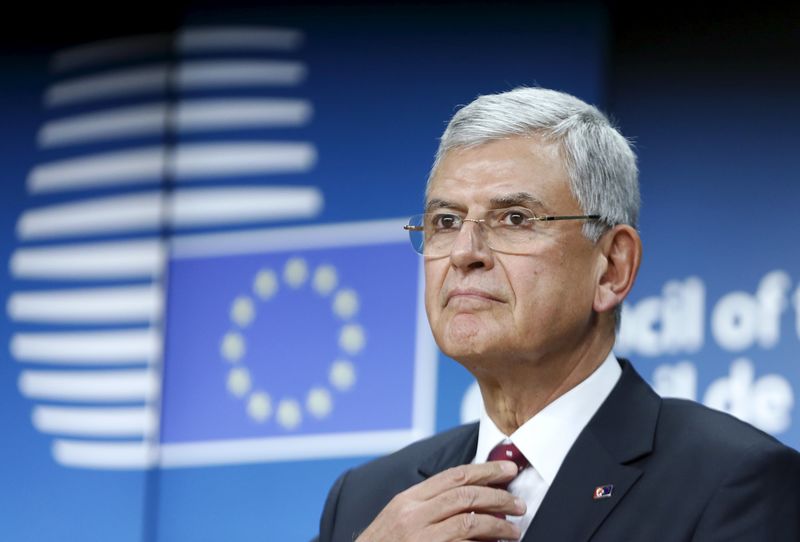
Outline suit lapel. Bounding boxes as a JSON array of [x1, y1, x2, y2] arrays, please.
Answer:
[[523, 360, 661, 542], [521, 430, 643, 542], [418, 422, 480, 478]]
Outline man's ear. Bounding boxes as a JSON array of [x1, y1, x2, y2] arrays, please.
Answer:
[[594, 224, 642, 314]]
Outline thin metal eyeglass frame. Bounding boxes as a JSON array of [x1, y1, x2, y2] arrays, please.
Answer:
[[403, 213, 602, 255]]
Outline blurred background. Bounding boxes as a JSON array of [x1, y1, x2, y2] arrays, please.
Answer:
[[1, 2, 798, 540]]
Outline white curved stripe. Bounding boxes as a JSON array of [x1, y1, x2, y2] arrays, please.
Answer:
[[173, 142, 316, 178], [45, 60, 306, 107], [159, 429, 425, 467], [33, 406, 157, 437], [50, 29, 303, 74], [53, 440, 157, 470], [28, 147, 164, 193], [38, 99, 313, 148], [172, 186, 323, 226], [19, 369, 159, 402], [178, 60, 306, 88], [17, 192, 164, 240], [28, 141, 314, 194], [10, 239, 165, 280], [7, 285, 162, 324], [17, 187, 322, 240], [45, 65, 169, 107], [11, 329, 160, 364], [179, 26, 303, 51], [177, 98, 312, 131], [51, 34, 171, 73], [172, 218, 407, 258], [38, 104, 167, 148]]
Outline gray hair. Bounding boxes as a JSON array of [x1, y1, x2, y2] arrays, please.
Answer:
[[429, 87, 639, 242]]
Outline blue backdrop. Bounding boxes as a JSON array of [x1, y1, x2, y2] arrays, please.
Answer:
[[1, 5, 796, 542]]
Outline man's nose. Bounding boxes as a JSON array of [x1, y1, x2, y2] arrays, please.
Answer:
[[448, 220, 494, 270]]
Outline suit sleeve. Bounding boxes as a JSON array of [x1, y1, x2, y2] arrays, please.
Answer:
[[317, 469, 350, 542], [691, 443, 800, 541]]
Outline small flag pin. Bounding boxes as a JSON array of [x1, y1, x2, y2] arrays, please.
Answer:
[[593, 484, 614, 499]]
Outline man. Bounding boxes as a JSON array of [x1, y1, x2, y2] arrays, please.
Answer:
[[317, 87, 800, 541]]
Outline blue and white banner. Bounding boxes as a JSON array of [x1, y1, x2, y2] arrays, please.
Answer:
[[1, 8, 609, 540], [618, 271, 798, 441], [160, 221, 436, 466], [9, 6, 795, 542]]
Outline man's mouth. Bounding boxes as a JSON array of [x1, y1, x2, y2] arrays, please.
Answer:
[[445, 288, 502, 307]]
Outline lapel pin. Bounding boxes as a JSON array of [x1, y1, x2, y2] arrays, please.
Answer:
[[593, 484, 614, 499]]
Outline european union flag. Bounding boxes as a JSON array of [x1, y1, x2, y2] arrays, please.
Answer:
[[159, 220, 436, 464]]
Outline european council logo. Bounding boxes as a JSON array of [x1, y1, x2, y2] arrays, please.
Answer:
[[159, 220, 437, 466], [8, 25, 435, 469]]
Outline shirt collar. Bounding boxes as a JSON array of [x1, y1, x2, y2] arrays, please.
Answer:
[[474, 351, 622, 485]]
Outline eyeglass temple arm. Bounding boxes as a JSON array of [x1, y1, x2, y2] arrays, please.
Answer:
[[535, 214, 601, 222], [403, 225, 424, 231]]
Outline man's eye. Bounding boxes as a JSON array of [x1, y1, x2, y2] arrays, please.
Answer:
[[431, 214, 460, 230], [499, 210, 533, 227]]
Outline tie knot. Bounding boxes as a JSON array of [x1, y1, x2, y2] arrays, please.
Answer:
[[487, 441, 529, 472]]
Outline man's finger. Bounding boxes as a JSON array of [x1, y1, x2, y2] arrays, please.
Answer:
[[426, 485, 526, 524], [429, 511, 521, 541], [409, 461, 520, 501]]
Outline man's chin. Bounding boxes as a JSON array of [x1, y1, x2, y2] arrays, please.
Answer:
[[435, 322, 498, 360]]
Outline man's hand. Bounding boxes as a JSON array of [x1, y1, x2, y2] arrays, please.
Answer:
[[355, 460, 526, 541]]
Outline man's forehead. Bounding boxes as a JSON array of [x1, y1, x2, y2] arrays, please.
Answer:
[[425, 137, 571, 211]]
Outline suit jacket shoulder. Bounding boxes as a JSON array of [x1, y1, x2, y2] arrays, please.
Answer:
[[527, 362, 800, 541], [662, 394, 782, 440], [648, 397, 800, 541], [319, 360, 800, 542]]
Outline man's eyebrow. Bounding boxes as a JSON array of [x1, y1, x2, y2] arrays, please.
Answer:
[[424, 198, 460, 212], [424, 194, 546, 212], [489, 192, 546, 209]]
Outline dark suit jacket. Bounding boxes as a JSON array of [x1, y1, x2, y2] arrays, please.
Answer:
[[318, 360, 800, 541]]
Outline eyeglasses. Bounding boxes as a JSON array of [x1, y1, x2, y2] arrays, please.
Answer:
[[403, 208, 601, 257]]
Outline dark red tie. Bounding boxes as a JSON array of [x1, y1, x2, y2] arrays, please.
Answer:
[[488, 441, 529, 481], [487, 441, 529, 532]]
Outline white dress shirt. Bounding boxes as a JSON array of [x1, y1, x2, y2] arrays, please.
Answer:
[[472, 352, 622, 538]]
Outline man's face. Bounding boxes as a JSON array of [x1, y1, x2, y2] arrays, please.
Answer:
[[424, 136, 604, 373]]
